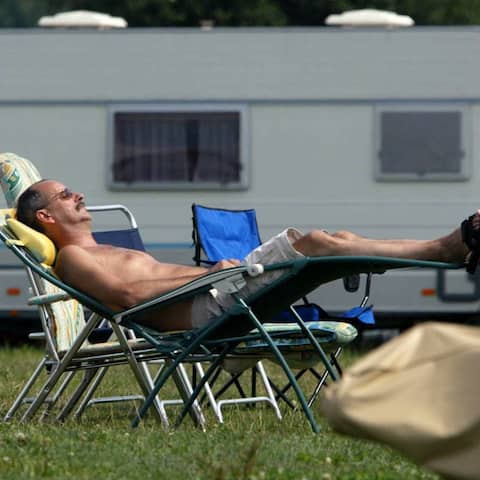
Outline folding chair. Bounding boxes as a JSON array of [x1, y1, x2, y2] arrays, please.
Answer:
[[191, 204, 283, 414], [191, 204, 372, 407], [0, 153, 203, 427]]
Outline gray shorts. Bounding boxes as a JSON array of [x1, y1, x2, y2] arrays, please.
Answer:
[[190, 228, 304, 328]]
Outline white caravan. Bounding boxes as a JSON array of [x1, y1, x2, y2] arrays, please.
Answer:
[[0, 26, 480, 331]]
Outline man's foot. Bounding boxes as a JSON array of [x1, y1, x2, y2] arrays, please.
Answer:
[[461, 210, 480, 274]]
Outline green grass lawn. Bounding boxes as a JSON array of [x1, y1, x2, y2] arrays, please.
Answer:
[[0, 345, 438, 480]]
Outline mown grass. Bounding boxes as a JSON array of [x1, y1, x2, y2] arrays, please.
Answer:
[[0, 345, 438, 480]]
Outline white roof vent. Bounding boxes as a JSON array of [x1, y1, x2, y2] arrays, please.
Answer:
[[325, 9, 414, 28], [38, 10, 127, 29]]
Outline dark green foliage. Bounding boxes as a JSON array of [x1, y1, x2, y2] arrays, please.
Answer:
[[2, 0, 480, 28]]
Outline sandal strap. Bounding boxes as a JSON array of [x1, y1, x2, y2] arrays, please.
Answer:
[[462, 214, 480, 274], [467, 251, 480, 274]]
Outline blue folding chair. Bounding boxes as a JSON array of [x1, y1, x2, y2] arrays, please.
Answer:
[[191, 204, 372, 407], [192, 204, 374, 324], [192, 206, 261, 265], [191, 206, 285, 414]]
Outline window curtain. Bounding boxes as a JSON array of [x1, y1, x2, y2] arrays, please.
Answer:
[[113, 112, 240, 184]]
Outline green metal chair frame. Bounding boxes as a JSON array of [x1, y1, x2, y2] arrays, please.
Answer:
[[116, 256, 462, 433]]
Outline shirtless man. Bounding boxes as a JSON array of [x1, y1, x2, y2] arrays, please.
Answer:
[[16, 180, 475, 331]]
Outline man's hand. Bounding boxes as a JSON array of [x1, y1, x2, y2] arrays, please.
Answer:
[[209, 259, 241, 272]]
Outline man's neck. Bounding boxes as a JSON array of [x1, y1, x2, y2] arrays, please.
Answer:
[[50, 225, 98, 250]]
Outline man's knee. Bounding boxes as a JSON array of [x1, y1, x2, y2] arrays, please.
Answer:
[[332, 230, 358, 241], [295, 230, 340, 256], [304, 230, 331, 243]]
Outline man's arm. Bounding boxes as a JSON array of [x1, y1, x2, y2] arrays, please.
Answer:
[[55, 246, 239, 310]]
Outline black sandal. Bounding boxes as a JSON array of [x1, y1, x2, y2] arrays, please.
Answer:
[[461, 213, 480, 274]]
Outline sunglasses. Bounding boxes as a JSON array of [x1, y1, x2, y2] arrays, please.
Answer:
[[37, 188, 74, 210], [49, 188, 74, 203]]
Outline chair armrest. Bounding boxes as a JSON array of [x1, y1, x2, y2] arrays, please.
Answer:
[[28, 332, 45, 341], [87, 204, 138, 229], [114, 265, 263, 322], [28, 292, 71, 305]]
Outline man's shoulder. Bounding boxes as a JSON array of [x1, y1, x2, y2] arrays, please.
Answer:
[[57, 244, 88, 260], [55, 245, 95, 276]]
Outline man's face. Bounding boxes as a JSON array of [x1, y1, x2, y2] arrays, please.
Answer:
[[34, 180, 91, 227]]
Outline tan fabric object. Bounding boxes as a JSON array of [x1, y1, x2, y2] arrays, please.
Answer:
[[320, 322, 480, 480]]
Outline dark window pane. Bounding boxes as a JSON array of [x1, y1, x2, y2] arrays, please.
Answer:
[[113, 111, 241, 185], [379, 111, 463, 177]]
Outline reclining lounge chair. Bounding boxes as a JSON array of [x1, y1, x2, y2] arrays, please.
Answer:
[[2, 213, 463, 433]]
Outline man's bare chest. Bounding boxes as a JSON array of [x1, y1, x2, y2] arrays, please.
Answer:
[[87, 245, 156, 275]]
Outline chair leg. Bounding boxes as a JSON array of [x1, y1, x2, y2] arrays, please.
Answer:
[[39, 371, 80, 421], [73, 367, 109, 419], [251, 366, 257, 399], [57, 369, 99, 421], [253, 361, 282, 420], [213, 371, 249, 400], [270, 346, 344, 409], [272, 368, 308, 405], [171, 362, 206, 430], [146, 360, 180, 427], [21, 315, 101, 422], [71, 362, 159, 423], [194, 362, 223, 422], [131, 359, 171, 426], [131, 319, 235, 428], [330, 348, 343, 376], [268, 377, 297, 410], [307, 347, 343, 408], [288, 306, 340, 381], [235, 296, 320, 433], [174, 350, 230, 428], [110, 323, 168, 426], [307, 368, 330, 408], [26, 370, 78, 422], [201, 360, 282, 421], [3, 357, 47, 422]]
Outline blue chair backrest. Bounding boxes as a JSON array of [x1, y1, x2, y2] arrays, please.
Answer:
[[93, 228, 146, 251], [192, 204, 261, 264]]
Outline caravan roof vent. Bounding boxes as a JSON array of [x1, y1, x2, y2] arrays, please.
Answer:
[[38, 10, 127, 29], [325, 9, 414, 28]]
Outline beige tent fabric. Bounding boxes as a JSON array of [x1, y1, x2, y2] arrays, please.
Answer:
[[320, 322, 480, 480]]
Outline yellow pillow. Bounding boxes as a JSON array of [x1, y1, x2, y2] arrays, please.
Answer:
[[6, 218, 56, 266], [0, 208, 16, 226]]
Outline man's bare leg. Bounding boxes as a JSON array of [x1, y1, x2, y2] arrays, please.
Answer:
[[292, 226, 470, 264], [147, 214, 477, 331]]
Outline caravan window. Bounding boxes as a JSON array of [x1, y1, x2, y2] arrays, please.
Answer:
[[375, 105, 470, 181], [109, 105, 248, 190]]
